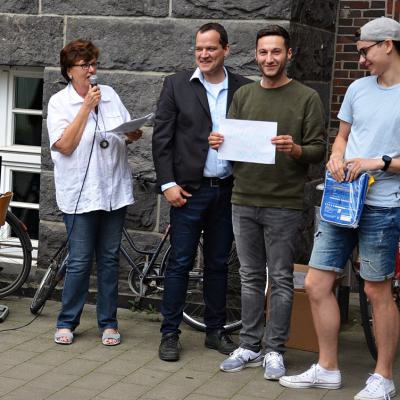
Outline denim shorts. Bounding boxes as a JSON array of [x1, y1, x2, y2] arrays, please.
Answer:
[[309, 205, 400, 281]]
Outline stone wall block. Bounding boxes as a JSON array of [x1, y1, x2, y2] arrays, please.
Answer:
[[95, 72, 164, 119], [42, 69, 163, 120], [291, 0, 338, 31], [41, 121, 54, 171], [66, 18, 284, 75], [289, 25, 335, 82], [37, 220, 66, 270], [0, 16, 63, 66], [42, 69, 68, 119], [0, 0, 38, 13], [39, 171, 63, 222], [172, 0, 291, 19], [127, 126, 155, 174], [42, 0, 168, 17], [303, 82, 332, 119]]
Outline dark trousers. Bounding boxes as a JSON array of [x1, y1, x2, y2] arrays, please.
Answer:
[[160, 181, 234, 335]]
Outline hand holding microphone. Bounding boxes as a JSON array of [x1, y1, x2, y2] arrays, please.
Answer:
[[86, 75, 101, 114]]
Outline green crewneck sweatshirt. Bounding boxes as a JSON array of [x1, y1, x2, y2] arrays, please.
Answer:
[[228, 80, 326, 209]]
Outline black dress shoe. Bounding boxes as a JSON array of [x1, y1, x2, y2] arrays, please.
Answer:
[[159, 333, 181, 361], [205, 329, 237, 355]]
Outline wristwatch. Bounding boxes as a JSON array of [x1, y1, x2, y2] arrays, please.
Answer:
[[381, 155, 392, 171]]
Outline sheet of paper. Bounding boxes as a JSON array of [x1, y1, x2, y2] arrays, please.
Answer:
[[107, 113, 154, 136], [217, 119, 277, 164]]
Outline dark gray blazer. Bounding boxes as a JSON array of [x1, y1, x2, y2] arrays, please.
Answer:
[[152, 69, 251, 191]]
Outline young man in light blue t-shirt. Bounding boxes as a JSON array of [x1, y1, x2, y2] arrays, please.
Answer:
[[280, 17, 400, 400]]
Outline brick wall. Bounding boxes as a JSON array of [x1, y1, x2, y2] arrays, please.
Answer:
[[329, 0, 394, 142]]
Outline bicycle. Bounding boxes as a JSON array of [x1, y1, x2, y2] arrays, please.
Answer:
[[30, 175, 242, 333], [352, 246, 400, 361], [0, 209, 33, 299]]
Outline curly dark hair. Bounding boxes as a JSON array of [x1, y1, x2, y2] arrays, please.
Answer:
[[60, 39, 99, 83]]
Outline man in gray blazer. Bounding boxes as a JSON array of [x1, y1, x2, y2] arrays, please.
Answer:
[[152, 22, 250, 361]]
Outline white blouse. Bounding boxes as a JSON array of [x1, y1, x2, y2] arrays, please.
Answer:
[[47, 83, 134, 214]]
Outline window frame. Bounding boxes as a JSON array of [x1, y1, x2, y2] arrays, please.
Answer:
[[0, 66, 44, 250], [1, 66, 43, 155]]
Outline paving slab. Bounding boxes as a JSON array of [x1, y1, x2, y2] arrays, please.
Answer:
[[1, 362, 53, 382], [27, 372, 81, 391], [0, 385, 56, 400], [0, 378, 26, 397], [0, 296, 398, 400], [121, 367, 170, 387], [69, 371, 122, 392], [97, 382, 151, 400], [45, 386, 99, 400]]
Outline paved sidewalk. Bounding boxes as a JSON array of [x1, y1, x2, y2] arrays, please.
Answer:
[[0, 296, 398, 400]]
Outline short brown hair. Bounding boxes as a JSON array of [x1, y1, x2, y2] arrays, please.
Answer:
[[196, 22, 229, 49], [60, 39, 99, 82], [256, 25, 291, 50]]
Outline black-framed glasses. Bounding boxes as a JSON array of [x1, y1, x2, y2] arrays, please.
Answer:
[[73, 62, 99, 70], [357, 41, 384, 58]]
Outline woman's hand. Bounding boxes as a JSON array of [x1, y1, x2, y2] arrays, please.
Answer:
[[83, 85, 101, 111], [125, 129, 143, 142]]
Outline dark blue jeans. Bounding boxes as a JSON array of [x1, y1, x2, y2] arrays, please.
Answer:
[[57, 207, 126, 331], [160, 182, 234, 335]]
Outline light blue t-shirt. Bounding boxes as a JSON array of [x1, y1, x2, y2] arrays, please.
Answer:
[[338, 75, 400, 207]]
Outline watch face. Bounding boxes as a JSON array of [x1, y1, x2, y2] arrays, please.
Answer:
[[383, 155, 392, 163]]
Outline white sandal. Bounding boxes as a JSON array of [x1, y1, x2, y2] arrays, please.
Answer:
[[101, 330, 121, 346], [54, 330, 74, 345]]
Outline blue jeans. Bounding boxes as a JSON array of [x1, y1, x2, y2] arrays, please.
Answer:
[[310, 205, 400, 281], [57, 207, 126, 331], [232, 205, 302, 354], [160, 181, 234, 335]]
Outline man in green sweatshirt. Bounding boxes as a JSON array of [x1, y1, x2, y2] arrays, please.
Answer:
[[209, 25, 325, 379]]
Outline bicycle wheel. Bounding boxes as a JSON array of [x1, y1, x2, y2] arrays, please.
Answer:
[[358, 278, 378, 361], [160, 242, 242, 333], [30, 243, 68, 314], [0, 211, 32, 298]]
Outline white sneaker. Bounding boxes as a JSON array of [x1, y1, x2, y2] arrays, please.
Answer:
[[263, 351, 286, 380], [354, 373, 396, 400], [279, 363, 341, 389], [220, 347, 264, 372]]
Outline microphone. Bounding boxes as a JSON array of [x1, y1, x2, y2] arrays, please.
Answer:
[[89, 75, 99, 114]]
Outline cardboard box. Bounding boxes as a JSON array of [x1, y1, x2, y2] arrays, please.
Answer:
[[286, 264, 318, 352], [286, 264, 319, 352], [265, 263, 319, 353]]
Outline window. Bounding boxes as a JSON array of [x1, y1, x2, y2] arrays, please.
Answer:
[[0, 67, 44, 251]]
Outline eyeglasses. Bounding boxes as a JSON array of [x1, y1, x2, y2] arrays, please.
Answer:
[[357, 41, 383, 58], [73, 62, 99, 70]]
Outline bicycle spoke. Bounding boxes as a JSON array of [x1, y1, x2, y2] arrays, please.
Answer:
[[0, 212, 32, 298]]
